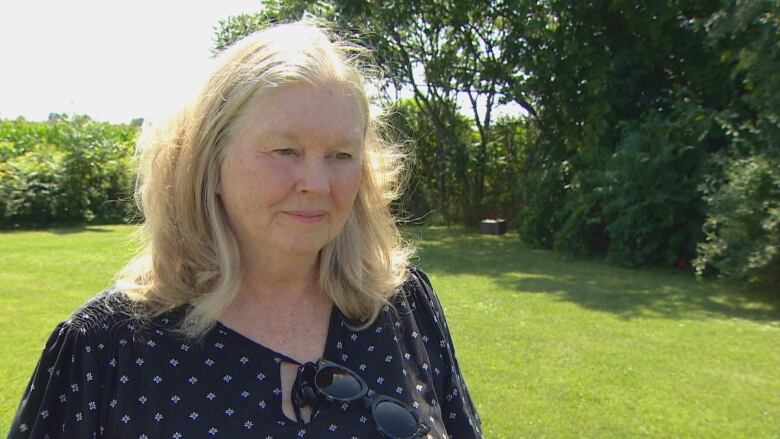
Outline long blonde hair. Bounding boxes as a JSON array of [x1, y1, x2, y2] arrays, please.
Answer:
[[115, 21, 414, 342]]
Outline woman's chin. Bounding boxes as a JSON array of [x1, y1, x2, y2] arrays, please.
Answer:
[[274, 240, 330, 258]]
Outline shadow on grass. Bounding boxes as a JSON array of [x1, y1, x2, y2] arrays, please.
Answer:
[[406, 226, 780, 324], [51, 226, 113, 235], [0, 225, 115, 235]]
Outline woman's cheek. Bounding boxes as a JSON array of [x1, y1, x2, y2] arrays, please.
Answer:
[[337, 165, 362, 204]]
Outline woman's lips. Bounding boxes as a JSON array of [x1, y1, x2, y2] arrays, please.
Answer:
[[284, 211, 327, 223]]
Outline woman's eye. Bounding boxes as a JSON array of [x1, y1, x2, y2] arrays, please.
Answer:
[[334, 152, 353, 160], [274, 148, 296, 156]]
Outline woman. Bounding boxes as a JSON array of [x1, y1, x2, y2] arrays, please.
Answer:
[[9, 21, 482, 438]]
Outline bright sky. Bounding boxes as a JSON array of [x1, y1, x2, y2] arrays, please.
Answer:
[[0, 0, 263, 123], [0, 1, 522, 125]]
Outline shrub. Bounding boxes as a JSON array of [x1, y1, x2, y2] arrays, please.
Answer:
[[695, 153, 780, 285], [0, 117, 138, 228], [602, 106, 712, 267], [0, 144, 67, 227], [552, 149, 610, 257], [518, 158, 568, 249]]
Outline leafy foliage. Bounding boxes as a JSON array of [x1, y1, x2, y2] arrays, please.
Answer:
[[696, 153, 780, 284], [388, 99, 530, 225], [692, 0, 780, 284], [0, 117, 138, 228], [603, 107, 712, 267], [0, 144, 66, 227]]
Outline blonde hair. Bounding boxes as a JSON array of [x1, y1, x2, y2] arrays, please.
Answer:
[[115, 21, 414, 342]]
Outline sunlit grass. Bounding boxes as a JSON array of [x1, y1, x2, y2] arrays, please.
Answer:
[[406, 226, 780, 438], [1, 225, 779, 437], [0, 225, 139, 435]]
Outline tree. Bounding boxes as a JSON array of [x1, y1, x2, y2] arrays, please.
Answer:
[[694, 0, 780, 285], [516, 0, 728, 264]]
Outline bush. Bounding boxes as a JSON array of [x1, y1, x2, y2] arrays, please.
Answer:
[[0, 144, 67, 227], [56, 119, 137, 224], [695, 153, 780, 284], [693, 0, 780, 286], [518, 158, 568, 249], [552, 149, 610, 257], [0, 117, 138, 228], [602, 105, 712, 267]]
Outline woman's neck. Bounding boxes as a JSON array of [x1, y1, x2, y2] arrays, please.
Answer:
[[236, 246, 323, 307], [219, 247, 333, 337]]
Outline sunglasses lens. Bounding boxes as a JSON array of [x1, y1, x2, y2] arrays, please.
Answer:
[[374, 400, 418, 439], [316, 367, 363, 400]]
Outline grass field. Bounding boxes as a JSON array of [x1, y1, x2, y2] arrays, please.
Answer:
[[1, 225, 779, 437]]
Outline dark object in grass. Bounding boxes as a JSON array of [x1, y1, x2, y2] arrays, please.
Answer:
[[479, 218, 507, 235]]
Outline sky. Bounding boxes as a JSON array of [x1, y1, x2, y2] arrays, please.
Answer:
[[0, 0, 522, 125], [0, 0, 263, 123]]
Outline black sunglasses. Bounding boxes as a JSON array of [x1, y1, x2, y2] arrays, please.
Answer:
[[293, 359, 430, 438]]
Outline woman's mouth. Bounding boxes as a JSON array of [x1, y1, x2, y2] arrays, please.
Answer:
[[284, 211, 327, 223]]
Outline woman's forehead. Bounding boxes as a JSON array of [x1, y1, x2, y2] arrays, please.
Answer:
[[238, 82, 366, 145]]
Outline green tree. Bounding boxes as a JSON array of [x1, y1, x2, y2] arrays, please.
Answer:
[[516, 0, 727, 264], [694, 0, 780, 285]]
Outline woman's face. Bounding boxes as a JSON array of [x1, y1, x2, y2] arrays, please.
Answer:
[[218, 81, 364, 259]]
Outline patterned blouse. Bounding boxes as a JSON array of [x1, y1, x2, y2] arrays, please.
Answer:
[[8, 267, 482, 438]]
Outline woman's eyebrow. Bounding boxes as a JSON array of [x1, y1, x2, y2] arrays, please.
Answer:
[[263, 130, 364, 148]]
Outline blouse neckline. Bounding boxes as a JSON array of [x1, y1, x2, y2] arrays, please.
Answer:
[[211, 303, 343, 366]]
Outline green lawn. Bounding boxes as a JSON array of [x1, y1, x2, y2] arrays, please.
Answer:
[[1, 225, 779, 437]]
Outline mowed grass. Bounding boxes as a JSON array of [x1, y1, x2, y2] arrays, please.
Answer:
[[0, 225, 140, 435], [2, 225, 779, 437]]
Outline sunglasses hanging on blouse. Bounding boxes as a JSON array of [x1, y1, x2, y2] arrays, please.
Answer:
[[293, 359, 432, 438]]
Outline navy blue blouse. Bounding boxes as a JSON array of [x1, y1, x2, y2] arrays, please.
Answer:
[[8, 267, 482, 438]]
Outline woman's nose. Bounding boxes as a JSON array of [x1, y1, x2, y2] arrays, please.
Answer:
[[296, 158, 330, 195]]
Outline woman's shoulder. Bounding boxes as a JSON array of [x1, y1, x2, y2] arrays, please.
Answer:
[[59, 287, 184, 345], [387, 265, 446, 330], [62, 288, 129, 333], [395, 264, 440, 311]]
